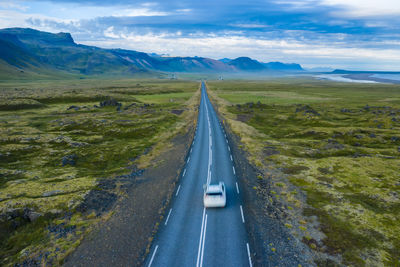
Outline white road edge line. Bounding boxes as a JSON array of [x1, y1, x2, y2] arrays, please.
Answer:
[[230, 154, 233, 161], [228, 146, 230, 151], [246, 243, 253, 267], [165, 209, 172, 225], [183, 169, 186, 177], [190, 148, 193, 153], [176, 185, 181, 196], [196, 208, 206, 267], [148, 245, 158, 267], [233, 166, 236, 175], [240, 205, 245, 223], [200, 214, 208, 267], [187, 157, 190, 163], [236, 182, 240, 194]]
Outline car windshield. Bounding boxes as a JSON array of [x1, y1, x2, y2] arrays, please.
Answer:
[[206, 192, 222, 196]]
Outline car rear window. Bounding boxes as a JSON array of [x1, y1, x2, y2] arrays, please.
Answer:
[[206, 192, 222, 196]]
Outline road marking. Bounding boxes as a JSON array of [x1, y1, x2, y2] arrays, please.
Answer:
[[190, 148, 193, 153], [233, 166, 236, 175], [200, 214, 208, 267], [246, 243, 253, 267], [230, 154, 233, 161], [226, 139, 228, 144], [165, 209, 172, 225], [196, 208, 206, 267], [176, 185, 181, 196], [225, 134, 227, 138], [240, 205, 245, 223], [183, 169, 186, 177], [148, 245, 158, 267], [228, 146, 230, 151], [236, 182, 240, 194], [187, 157, 190, 163]]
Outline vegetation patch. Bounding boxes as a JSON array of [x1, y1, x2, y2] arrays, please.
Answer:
[[208, 79, 400, 266], [0, 79, 198, 266]]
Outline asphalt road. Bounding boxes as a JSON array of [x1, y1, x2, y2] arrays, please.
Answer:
[[145, 82, 252, 267]]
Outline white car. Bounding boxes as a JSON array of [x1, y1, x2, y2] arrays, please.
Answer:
[[203, 182, 226, 208]]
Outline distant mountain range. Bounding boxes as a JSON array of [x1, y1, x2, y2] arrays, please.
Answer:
[[0, 28, 304, 79]]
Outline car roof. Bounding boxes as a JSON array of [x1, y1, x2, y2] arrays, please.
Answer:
[[206, 183, 224, 193]]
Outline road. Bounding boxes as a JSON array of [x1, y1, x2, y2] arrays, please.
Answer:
[[145, 82, 252, 267]]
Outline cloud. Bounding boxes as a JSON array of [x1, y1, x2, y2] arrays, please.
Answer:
[[321, 0, 400, 17]]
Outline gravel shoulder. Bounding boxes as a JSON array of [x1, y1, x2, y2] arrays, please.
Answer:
[[64, 129, 194, 267]]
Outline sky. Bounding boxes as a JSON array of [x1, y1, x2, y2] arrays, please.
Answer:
[[1, 0, 400, 70]]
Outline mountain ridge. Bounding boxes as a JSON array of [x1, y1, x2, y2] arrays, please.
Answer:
[[0, 27, 304, 78]]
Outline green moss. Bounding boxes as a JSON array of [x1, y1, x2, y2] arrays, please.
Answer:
[[209, 79, 400, 266]]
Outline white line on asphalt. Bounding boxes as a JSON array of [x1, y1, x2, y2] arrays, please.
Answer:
[[148, 245, 158, 267], [196, 208, 206, 267], [226, 139, 228, 144], [228, 146, 230, 151], [233, 166, 236, 175], [230, 154, 233, 161], [183, 169, 186, 177], [236, 182, 240, 194], [190, 148, 193, 153], [246, 243, 253, 267], [165, 209, 172, 225], [225, 134, 227, 138], [240, 205, 245, 223], [187, 157, 190, 163], [200, 214, 208, 267], [176, 185, 181, 196]]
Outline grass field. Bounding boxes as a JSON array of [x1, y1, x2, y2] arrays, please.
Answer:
[[208, 79, 400, 266], [0, 78, 198, 266]]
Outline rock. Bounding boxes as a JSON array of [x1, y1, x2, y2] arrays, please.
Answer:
[[391, 136, 399, 142], [341, 108, 351, 113], [27, 211, 43, 222], [355, 134, 363, 139], [61, 154, 77, 166], [377, 124, 383, 129], [363, 104, 370, 111], [67, 105, 80, 111], [369, 133, 376, 138], [70, 142, 87, 147], [93, 105, 99, 108], [42, 190, 63, 197], [392, 117, 397, 122], [100, 98, 122, 107], [295, 104, 320, 116]]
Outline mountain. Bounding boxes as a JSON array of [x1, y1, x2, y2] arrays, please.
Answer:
[[218, 58, 232, 63], [227, 57, 266, 71], [0, 28, 304, 78], [263, 62, 303, 71]]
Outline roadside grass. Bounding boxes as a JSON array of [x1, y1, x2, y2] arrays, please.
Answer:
[[0, 78, 198, 266], [208, 79, 400, 266]]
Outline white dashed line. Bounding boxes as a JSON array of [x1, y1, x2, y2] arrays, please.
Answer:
[[187, 157, 190, 163], [230, 154, 233, 161], [148, 245, 158, 267], [232, 166, 236, 175], [176, 185, 181, 196], [246, 243, 253, 267], [228, 146, 230, 151], [165, 209, 172, 225], [236, 182, 240, 194], [183, 169, 186, 176], [240, 205, 245, 223], [190, 148, 193, 153]]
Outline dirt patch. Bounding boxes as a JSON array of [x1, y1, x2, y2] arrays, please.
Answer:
[[64, 129, 195, 266]]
